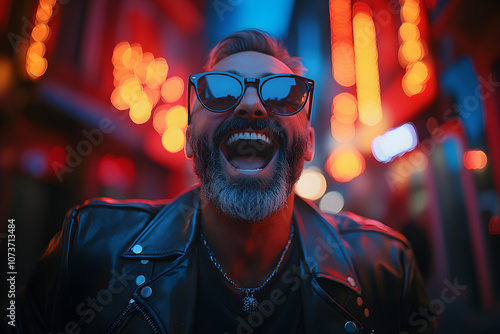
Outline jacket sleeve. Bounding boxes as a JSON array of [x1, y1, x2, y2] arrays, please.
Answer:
[[5, 208, 76, 334], [399, 246, 438, 334]]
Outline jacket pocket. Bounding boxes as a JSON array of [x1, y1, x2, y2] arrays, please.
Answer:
[[107, 300, 160, 334]]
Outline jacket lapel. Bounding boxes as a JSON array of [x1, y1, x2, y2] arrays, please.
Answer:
[[120, 189, 202, 333]]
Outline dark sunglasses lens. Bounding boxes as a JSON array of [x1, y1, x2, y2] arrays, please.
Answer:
[[261, 77, 308, 115], [196, 74, 242, 111]]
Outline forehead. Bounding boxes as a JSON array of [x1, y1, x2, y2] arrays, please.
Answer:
[[211, 51, 294, 77]]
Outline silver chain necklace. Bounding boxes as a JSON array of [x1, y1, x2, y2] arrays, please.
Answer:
[[199, 224, 294, 314]]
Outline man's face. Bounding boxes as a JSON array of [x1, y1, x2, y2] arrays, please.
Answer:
[[186, 51, 314, 222]]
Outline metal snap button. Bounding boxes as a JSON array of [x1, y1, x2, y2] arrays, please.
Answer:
[[364, 308, 370, 317], [356, 297, 363, 306], [132, 244, 143, 254], [136, 275, 146, 286], [140, 260, 149, 265], [347, 276, 357, 287], [344, 321, 357, 333], [141, 286, 152, 298]]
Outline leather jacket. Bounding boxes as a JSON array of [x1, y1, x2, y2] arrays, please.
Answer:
[[9, 188, 437, 333]]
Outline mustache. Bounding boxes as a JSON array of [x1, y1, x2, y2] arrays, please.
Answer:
[[213, 118, 286, 148]]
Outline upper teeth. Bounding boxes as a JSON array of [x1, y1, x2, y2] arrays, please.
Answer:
[[226, 132, 271, 145]]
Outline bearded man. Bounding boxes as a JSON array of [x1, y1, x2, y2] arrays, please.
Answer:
[[9, 29, 437, 334]]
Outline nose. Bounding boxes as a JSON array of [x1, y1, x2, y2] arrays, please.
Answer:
[[233, 86, 268, 120]]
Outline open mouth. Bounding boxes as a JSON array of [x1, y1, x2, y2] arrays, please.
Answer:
[[220, 130, 278, 172]]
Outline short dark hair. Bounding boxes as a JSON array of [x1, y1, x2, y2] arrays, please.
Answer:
[[205, 29, 305, 75]]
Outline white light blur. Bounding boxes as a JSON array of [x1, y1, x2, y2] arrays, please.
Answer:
[[295, 167, 327, 200], [319, 191, 345, 214], [371, 122, 418, 163]]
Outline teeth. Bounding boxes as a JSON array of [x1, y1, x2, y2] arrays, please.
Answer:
[[226, 132, 272, 145]]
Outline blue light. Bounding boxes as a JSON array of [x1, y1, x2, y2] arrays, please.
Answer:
[[21, 149, 48, 178], [372, 123, 418, 163], [207, 0, 295, 45]]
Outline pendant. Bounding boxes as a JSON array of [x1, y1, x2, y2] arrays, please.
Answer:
[[242, 293, 257, 314]]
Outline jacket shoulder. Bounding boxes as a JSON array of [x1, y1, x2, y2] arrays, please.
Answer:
[[332, 211, 412, 249], [75, 197, 171, 215]]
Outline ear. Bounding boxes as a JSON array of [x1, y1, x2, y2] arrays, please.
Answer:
[[305, 125, 315, 162], [185, 125, 193, 158]]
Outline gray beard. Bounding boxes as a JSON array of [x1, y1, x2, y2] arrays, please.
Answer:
[[190, 119, 308, 223]]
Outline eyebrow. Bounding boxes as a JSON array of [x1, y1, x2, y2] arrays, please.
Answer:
[[225, 70, 276, 78]]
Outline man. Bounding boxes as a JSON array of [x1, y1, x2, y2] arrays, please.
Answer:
[[9, 29, 437, 333]]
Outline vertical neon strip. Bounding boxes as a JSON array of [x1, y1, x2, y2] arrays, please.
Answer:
[[329, 0, 355, 87], [353, 4, 382, 126]]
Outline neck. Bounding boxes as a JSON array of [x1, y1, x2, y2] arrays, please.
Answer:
[[200, 193, 295, 288]]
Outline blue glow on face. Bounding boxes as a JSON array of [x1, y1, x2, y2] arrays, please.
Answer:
[[207, 0, 295, 44]]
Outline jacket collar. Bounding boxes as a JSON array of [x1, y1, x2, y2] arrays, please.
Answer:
[[122, 188, 360, 294]]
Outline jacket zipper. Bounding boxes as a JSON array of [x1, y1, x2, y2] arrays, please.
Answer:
[[107, 300, 159, 334]]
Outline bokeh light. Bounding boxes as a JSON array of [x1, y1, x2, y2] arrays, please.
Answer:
[[31, 23, 50, 43], [162, 127, 185, 153], [146, 57, 169, 88], [331, 118, 355, 142], [319, 191, 345, 214], [129, 97, 152, 124], [161, 76, 184, 103], [332, 92, 357, 124], [295, 168, 327, 200], [353, 4, 382, 126], [326, 146, 365, 182], [329, 0, 355, 87], [166, 105, 188, 129], [463, 150, 487, 170], [372, 122, 418, 162], [26, 0, 57, 80]]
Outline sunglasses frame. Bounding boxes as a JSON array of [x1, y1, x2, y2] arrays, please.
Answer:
[[187, 71, 314, 123]]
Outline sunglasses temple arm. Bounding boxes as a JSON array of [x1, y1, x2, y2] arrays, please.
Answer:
[[307, 85, 314, 120]]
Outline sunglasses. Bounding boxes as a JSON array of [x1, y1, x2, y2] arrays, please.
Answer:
[[188, 71, 314, 122]]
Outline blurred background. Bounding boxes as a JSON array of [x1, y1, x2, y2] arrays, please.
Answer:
[[1, 0, 499, 332]]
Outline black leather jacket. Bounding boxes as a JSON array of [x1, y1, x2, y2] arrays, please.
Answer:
[[10, 188, 437, 333]]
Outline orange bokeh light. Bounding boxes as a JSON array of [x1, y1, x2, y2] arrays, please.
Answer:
[[399, 40, 424, 66], [134, 52, 155, 84], [110, 87, 129, 110], [161, 76, 184, 103], [26, 57, 48, 79], [166, 105, 188, 129], [399, 22, 420, 43], [402, 61, 429, 96], [27, 42, 46, 59], [162, 127, 185, 153], [332, 92, 357, 123], [36, 3, 53, 23], [146, 58, 168, 88], [463, 150, 487, 170], [353, 4, 382, 126], [153, 106, 169, 134], [330, 0, 355, 87], [331, 118, 355, 142], [31, 23, 50, 43], [41, 0, 57, 6], [112, 41, 131, 68], [401, 0, 421, 24], [129, 96, 152, 124], [122, 44, 143, 71], [326, 146, 365, 182]]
